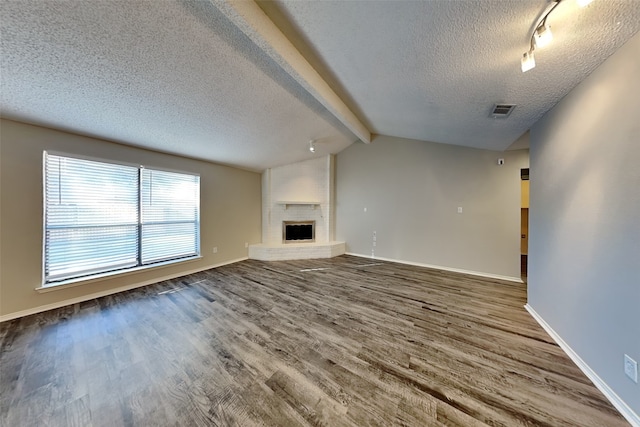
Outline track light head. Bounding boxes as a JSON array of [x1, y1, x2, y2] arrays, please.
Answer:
[[520, 0, 569, 72], [534, 23, 553, 48], [521, 51, 536, 72]]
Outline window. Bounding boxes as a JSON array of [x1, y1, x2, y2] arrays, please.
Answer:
[[44, 152, 200, 284]]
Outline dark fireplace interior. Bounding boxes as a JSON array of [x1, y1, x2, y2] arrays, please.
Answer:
[[283, 221, 315, 242]]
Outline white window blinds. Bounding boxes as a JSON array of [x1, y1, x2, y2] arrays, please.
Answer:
[[44, 152, 200, 283], [141, 169, 200, 264]]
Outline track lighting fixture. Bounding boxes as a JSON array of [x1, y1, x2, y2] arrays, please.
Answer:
[[521, 0, 595, 73], [534, 22, 553, 48], [309, 139, 316, 153], [521, 0, 560, 73], [521, 51, 536, 72]]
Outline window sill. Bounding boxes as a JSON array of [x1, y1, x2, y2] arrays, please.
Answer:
[[36, 256, 203, 293]]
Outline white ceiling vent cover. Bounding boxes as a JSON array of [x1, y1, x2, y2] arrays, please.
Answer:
[[490, 104, 516, 118]]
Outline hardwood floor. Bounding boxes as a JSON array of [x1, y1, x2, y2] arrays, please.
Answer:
[[0, 256, 629, 426]]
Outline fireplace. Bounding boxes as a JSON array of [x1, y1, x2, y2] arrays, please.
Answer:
[[283, 221, 315, 243]]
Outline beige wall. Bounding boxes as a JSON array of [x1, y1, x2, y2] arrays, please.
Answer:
[[528, 31, 640, 420], [0, 119, 261, 319], [336, 134, 529, 280]]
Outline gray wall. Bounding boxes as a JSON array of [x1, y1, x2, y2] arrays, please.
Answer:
[[529, 32, 640, 416], [336, 135, 529, 280], [0, 119, 262, 319]]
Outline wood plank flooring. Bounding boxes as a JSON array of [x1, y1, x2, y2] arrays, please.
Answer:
[[0, 256, 629, 426]]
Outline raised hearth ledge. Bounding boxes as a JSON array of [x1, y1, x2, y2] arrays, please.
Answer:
[[248, 241, 345, 261]]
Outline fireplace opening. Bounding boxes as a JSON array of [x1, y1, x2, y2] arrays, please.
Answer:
[[283, 221, 315, 243]]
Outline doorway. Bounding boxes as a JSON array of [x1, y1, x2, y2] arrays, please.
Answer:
[[521, 168, 529, 279]]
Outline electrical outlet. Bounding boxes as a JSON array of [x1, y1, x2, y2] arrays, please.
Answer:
[[624, 354, 638, 383], [213, 247, 218, 254], [457, 207, 463, 214]]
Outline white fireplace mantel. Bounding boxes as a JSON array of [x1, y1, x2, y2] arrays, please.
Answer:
[[276, 201, 320, 209], [259, 156, 340, 258], [262, 157, 332, 245]]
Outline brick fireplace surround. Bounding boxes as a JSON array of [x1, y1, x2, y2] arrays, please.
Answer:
[[248, 155, 345, 261]]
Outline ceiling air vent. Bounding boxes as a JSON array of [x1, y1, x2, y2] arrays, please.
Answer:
[[490, 104, 516, 118]]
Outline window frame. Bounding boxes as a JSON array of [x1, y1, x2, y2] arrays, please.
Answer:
[[42, 151, 201, 288]]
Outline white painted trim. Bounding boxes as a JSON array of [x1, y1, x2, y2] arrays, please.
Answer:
[[345, 252, 523, 283], [36, 256, 203, 293], [0, 257, 247, 323], [525, 304, 640, 427]]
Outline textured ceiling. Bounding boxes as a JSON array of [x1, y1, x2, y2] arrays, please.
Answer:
[[0, 0, 356, 171], [259, 0, 640, 151], [1, 1, 639, 170]]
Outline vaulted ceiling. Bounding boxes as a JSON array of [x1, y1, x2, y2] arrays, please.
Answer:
[[1, 0, 639, 171]]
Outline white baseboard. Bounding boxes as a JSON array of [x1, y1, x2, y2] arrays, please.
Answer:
[[525, 304, 640, 427], [0, 257, 247, 323], [345, 252, 523, 283]]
